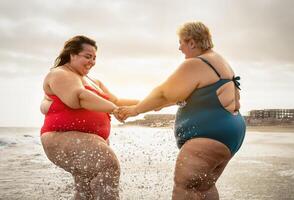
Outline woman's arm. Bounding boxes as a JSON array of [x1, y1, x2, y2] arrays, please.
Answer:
[[97, 80, 139, 106], [40, 95, 52, 115], [98, 79, 173, 110], [48, 70, 117, 113], [118, 59, 201, 119], [136, 60, 200, 113], [153, 102, 176, 111]]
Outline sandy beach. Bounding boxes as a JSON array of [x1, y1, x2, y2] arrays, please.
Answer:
[[0, 126, 294, 200], [246, 125, 294, 133]]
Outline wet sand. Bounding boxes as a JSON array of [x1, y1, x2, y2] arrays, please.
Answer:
[[0, 127, 293, 200], [247, 125, 294, 133]]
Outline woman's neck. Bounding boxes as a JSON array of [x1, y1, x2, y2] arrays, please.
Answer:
[[63, 63, 82, 76], [190, 48, 213, 58]]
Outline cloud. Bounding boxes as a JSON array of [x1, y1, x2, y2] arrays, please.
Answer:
[[214, 0, 294, 63], [1, 0, 294, 126], [0, 0, 293, 80], [1, 0, 294, 65]]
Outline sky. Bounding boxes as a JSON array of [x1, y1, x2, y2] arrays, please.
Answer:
[[0, 0, 294, 127]]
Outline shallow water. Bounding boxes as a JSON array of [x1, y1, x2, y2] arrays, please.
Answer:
[[0, 127, 293, 200]]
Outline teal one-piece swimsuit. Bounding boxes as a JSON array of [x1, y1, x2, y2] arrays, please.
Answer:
[[174, 57, 246, 155]]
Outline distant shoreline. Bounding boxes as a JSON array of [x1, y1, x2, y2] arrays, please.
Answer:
[[1, 125, 293, 133], [115, 124, 294, 133], [246, 125, 294, 133]]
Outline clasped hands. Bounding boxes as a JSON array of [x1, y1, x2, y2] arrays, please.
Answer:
[[112, 106, 139, 123]]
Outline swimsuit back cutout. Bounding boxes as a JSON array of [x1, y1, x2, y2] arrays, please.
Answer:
[[174, 57, 246, 155], [197, 57, 241, 90]]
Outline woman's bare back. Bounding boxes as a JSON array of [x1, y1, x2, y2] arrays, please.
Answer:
[[197, 52, 241, 114]]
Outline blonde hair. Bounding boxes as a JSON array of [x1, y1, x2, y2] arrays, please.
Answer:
[[177, 21, 213, 51]]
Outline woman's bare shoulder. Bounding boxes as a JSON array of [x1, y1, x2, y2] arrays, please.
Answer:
[[182, 58, 203, 65], [46, 67, 79, 82], [43, 67, 81, 93], [47, 67, 68, 77], [176, 58, 207, 74]]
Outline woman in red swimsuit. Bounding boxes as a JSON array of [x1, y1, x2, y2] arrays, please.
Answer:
[[40, 35, 138, 200]]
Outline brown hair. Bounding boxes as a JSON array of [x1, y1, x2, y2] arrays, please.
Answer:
[[177, 21, 213, 51], [54, 35, 97, 67]]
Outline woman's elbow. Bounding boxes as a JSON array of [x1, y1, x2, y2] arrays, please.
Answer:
[[154, 85, 177, 103], [40, 99, 51, 115], [162, 90, 179, 103], [67, 102, 81, 109], [40, 104, 47, 115]]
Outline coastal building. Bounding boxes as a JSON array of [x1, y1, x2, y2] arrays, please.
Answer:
[[245, 109, 294, 125], [249, 109, 294, 119], [122, 109, 294, 127]]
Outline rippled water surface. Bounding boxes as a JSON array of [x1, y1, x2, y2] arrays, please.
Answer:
[[0, 127, 293, 200]]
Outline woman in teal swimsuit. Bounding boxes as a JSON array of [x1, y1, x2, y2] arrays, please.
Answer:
[[117, 21, 246, 199]]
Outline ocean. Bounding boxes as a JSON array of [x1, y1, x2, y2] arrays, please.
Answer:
[[0, 126, 293, 200]]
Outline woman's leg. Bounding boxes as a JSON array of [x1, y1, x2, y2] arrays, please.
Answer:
[[203, 184, 219, 200], [90, 166, 120, 200], [69, 137, 120, 200], [172, 138, 231, 200], [73, 174, 93, 200], [87, 146, 120, 200], [41, 131, 120, 200]]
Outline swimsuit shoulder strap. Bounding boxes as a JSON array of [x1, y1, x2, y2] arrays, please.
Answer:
[[85, 75, 111, 96], [197, 57, 221, 78], [85, 75, 101, 91], [198, 57, 242, 90]]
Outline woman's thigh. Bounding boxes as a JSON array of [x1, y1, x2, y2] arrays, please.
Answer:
[[173, 137, 231, 191], [41, 131, 120, 177]]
